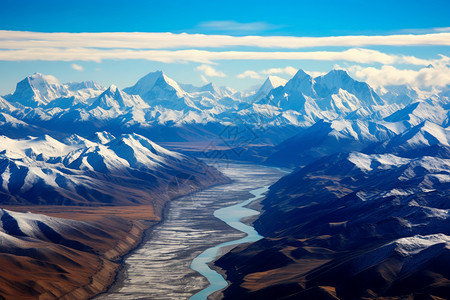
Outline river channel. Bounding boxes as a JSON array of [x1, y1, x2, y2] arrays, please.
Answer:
[[98, 162, 284, 300]]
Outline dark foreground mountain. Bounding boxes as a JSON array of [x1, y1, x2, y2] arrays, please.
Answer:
[[216, 144, 450, 299]]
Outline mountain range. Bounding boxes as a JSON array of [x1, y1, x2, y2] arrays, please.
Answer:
[[0, 132, 228, 211], [2, 70, 447, 145], [1, 68, 450, 299]]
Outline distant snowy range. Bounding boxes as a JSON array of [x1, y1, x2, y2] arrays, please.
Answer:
[[1, 68, 450, 299]]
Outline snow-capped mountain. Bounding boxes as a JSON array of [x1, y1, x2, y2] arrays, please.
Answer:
[[5, 73, 70, 107], [0, 133, 228, 206], [92, 131, 116, 144], [257, 69, 384, 124], [0, 68, 449, 300], [314, 69, 383, 106], [66, 80, 103, 92], [2, 70, 449, 131], [0, 69, 449, 158], [252, 76, 287, 102], [0, 112, 28, 129], [181, 82, 234, 100], [366, 121, 450, 155], [90, 85, 149, 110], [377, 84, 420, 106], [4, 73, 104, 108], [123, 71, 199, 111], [124, 71, 245, 113], [0, 96, 17, 112], [217, 142, 450, 299], [266, 119, 397, 167], [384, 100, 448, 127], [179, 82, 244, 111], [0, 208, 98, 244]]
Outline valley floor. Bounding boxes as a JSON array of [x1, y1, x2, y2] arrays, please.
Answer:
[[96, 162, 284, 300]]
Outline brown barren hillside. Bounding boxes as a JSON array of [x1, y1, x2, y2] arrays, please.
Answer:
[[0, 206, 156, 300]]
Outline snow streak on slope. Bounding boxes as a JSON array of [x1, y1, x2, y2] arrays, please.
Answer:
[[0, 133, 226, 206]]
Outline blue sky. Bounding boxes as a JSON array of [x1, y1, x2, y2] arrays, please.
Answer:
[[0, 0, 449, 94]]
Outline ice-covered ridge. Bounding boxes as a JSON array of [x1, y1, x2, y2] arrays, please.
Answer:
[[384, 100, 448, 127], [376, 121, 450, 154], [0, 132, 185, 176], [106, 133, 183, 168], [348, 151, 450, 174], [0, 135, 75, 159], [394, 234, 450, 256], [91, 85, 149, 110], [0, 131, 215, 206], [94, 131, 116, 144], [348, 152, 410, 172]]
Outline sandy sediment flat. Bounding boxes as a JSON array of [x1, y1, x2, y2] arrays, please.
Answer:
[[97, 162, 285, 300], [1, 205, 160, 222]]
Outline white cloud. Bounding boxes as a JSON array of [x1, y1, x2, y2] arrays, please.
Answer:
[[71, 63, 83, 71], [347, 63, 450, 89], [0, 31, 444, 67], [237, 70, 262, 79], [200, 74, 208, 83], [0, 48, 427, 66], [1, 30, 449, 50], [261, 66, 298, 76], [196, 64, 226, 77]]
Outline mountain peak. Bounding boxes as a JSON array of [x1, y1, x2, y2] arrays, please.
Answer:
[[294, 69, 311, 78], [314, 69, 383, 106], [252, 76, 288, 102], [28, 73, 60, 86], [325, 68, 351, 79], [124, 70, 184, 96], [107, 84, 118, 93], [142, 70, 165, 83], [283, 69, 316, 98], [123, 71, 191, 109], [199, 82, 219, 93], [202, 82, 215, 88], [316, 69, 353, 89], [91, 84, 148, 110], [6, 73, 68, 107], [266, 76, 288, 87]]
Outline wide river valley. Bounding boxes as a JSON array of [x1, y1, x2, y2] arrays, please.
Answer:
[[97, 162, 284, 300]]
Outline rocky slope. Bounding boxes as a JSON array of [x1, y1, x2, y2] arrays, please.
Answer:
[[0, 208, 147, 300], [216, 144, 450, 299]]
